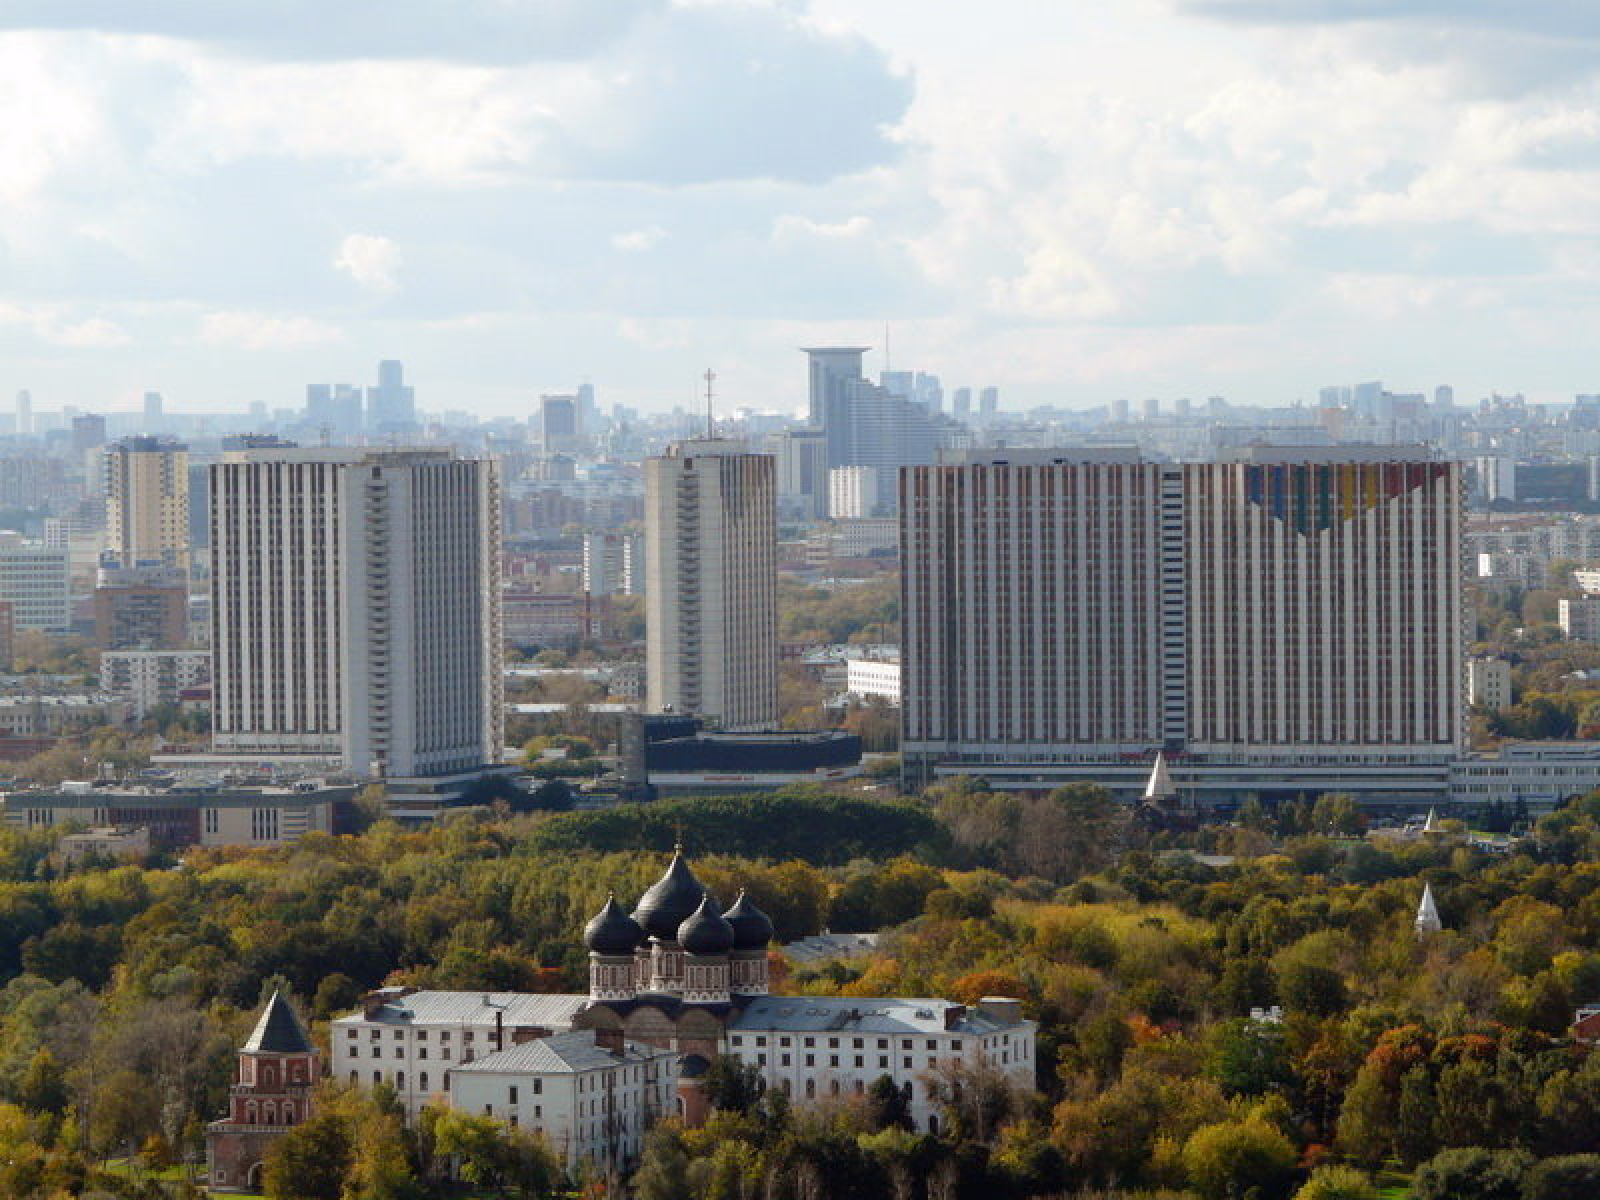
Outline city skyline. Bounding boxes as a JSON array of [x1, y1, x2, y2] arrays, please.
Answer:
[[2, 3, 1600, 415]]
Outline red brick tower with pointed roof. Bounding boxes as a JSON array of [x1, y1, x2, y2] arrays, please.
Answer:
[[206, 991, 321, 1192]]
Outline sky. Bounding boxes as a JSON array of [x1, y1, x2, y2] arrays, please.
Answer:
[[2, 0, 1600, 418]]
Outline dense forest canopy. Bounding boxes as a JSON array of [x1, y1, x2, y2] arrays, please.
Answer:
[[5, 787, 1600, 1197]]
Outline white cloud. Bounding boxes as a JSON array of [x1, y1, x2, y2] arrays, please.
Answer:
[[199, 312, 344, 349], [0, 301, 131, 347], [334, 234, 403, 293], [612, 226, 666, 252]]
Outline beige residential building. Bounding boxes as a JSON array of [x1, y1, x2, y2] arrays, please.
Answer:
[[104, 437, 190, 571], [645, 440, 777, 731]]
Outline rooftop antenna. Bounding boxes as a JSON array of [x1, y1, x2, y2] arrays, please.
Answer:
[[703, 367, 716, 439]]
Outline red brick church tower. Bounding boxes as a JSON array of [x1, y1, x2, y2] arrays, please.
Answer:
[[206, 991, 321, 1192]]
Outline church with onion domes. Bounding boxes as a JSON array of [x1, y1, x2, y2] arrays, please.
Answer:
[[572, 844, 776, 1122]]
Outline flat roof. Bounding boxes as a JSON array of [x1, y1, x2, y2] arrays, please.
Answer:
[[332, 992, 590, 1030]]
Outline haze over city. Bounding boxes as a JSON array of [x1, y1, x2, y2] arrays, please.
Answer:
[[5, 1, 1600, 414]]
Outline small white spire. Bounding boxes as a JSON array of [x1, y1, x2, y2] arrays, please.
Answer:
[[1415, 882, 1443, 935], [1422, 807, 1440, 834], [1143, 751, 1176, 803]]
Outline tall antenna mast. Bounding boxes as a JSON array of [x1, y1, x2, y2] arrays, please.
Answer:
[[703, 367, 716, 439]]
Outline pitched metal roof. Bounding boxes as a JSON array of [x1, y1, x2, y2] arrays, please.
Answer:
[[243, 991, 314, 1055], [449, 1031, 668, 1076], [732, 996, 1026, 1036]]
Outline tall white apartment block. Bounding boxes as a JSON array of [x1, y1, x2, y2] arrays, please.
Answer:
[[828, 466, 879, 519], [645, 439, 777, 731], [582, 531, 643, 596], [901, 447, 1465, 800], [104, 436, 190, 571], [210, 448, 502, 778]]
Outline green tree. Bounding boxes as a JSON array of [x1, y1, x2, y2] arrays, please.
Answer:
[[1410, 1147, 1530, 1200], [634, 1123, 692, 1200], [1181, 1116, 1297, 1200], [1522, 1154, 1600, 1200], [703, 1056, 766, 1115], [1294, 1164, 1378, 1200], [1208, 1019, 1292, 1098], [263, 1111, 351, 1200]]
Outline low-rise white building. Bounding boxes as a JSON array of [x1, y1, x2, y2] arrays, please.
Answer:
[[845, 657, 901, 706], [329, 989, 590, 1118], [0, 694, 131, 736], [448, 1032, 674, 1174], [56, 826, 149, 865], [1449, 741, 1600, 809], [726, 995, 1034, 1134]]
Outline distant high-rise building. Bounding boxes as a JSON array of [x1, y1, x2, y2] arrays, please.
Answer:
[[979, 387, 999, 421], [828, 466, 879, 519], [801, 348, 937, 513], [365, 360, 416, 434], [104, 436, 190, 572], [952, 388, 972, 420], [805, 347, 870, 429], [576, 382, 599, 436], [1142, 397, 1160, 421], [1434, 385, 1455, 408], [646, 440, 776, 731], [901, 446, 1465, 800], [142, 391, 164, 431], [15, 391, 31, 436], [1352, 381, 1384, 418], [210, 448, 501, 778], [1475, 455, 1516, 504], [772, 429, 828, 519], [540, 394, 580, 453], [305, 384, 364, 441], [1111, 398, 1129, 424], [72, 413, 107, 453], [583, 531, 644, 597]]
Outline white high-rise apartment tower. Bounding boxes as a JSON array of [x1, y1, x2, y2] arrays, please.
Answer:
[[104, 436, 190, 572], [901, 446, 1464, 803], [645, 439, 777, 730], [210, 447, 502, 778]]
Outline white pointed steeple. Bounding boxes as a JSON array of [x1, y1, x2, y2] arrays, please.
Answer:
[[1143, 751, 1176, 804], [1415, 883, 1443, 935], [1422, 807, 1441, 835]]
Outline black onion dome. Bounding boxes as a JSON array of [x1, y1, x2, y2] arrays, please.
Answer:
[[631, 848, 705, 941], [584, 893, 644, 955], [722, 889, 774, 949], [678, 893, 735, 955]]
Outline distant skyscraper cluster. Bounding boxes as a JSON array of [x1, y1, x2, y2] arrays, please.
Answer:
[[305, 360, 416, 439]]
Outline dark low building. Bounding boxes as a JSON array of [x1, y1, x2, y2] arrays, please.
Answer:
[[0, 781, 358, 849], [618, 714, 861, 795]]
